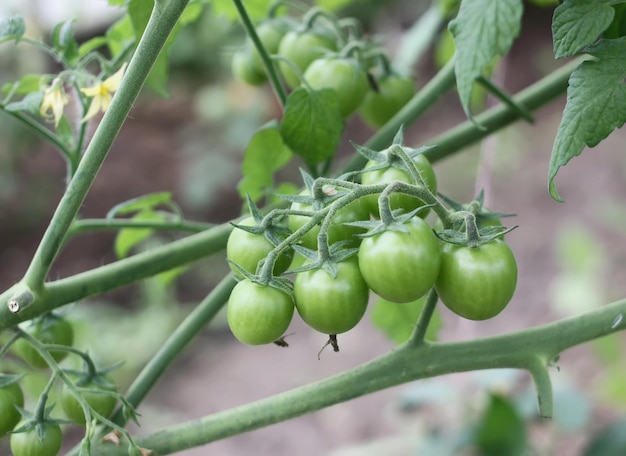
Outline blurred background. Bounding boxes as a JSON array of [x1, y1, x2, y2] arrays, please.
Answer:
[[1, 0, 625, 455]]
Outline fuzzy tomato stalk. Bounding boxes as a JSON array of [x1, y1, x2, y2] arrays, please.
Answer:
[[435, 239, 517, 320], [227, 280, 294, 345], [361, 150, 437, 218], [226, 217, 293, 279], [358, 217, 441, 303], [288, 190, 369, 250], [304, 56, 369, 117], [294, 258, 369, 335]]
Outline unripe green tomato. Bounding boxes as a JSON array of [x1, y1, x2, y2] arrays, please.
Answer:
[[359, 74, 416, 128], [232, 50, 267, 86], [288, 189, 370, 249], [278, 30, 337, 88], [361, 150, 437, 218], [60, 375, 117, 424], [227, 279, 294, 345], [250, 21, 288, 70], [226, 217, 293, 279], [12, 315, 74, 369], [10, 422, 63, 456], [294, 258, 369, 335], [358, 217, 441, 303], [304, 56, 369, 117], [0, 380, 24, 436], [435, 239, 517, 320]]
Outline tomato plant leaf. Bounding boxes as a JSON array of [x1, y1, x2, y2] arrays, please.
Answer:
[[1, 74, 43, 96], [449, 0, 523, 121], [280, 88, 343, 166], [552, 0, 614, 59], [51, 20, 79, 65], [106, 192, 174, 218], [604, 3, 626, 40], [475, 393, 527, 456], [114, 209, 165, 258], [239, 124, 293, 203], [0, 16, 25, 44], [548, 37, 626, 201], [371, 296, 441, 344], [4, 91, 44, 115]]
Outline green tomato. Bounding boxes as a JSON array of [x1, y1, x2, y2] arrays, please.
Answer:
[[358, 217, 441, 303], [0, 379, 24, 436], [277, 30, 337, 88], [361, 149, 437, 218], [226, 217, 293, 279], [250, 20, 289, 70], [232, 49, 267, 86], [12, 314, 74, 369], [10, 422, 63, 456], [60, 375, 117, 425], [288, 189, 370, 250], [294, 258, 369, 334], [435, 239, 517, 320], [359, 74, 416, 128], [227, 279, 294, 345], [303, 56, 369, 117]]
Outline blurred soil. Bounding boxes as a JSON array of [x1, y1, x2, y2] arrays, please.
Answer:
[[1, 3, 626, 456]]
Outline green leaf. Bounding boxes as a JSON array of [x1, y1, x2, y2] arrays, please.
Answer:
[[552, 0, 614, 59], [238, 124, 293, 203], [475, 394, 527, 456], [114, 209, 165, 258], [584, 418, 626, 456], [107, 192, 173, 218], [51, 20, 79, 65], [106, 14, 136, 58], [279, 88, 343, 166], [315, 0, 355, 12], [145, 1, 204, 96], [548, 38, 626, 201], [4, 91, 44, 115], [78, 36, 109, 57], [0, 16, 25, 44], [604, 3, 626, 39], [370, 296, 441, 345], [449, 0, 523, 120], [1, 74, 43, 96]]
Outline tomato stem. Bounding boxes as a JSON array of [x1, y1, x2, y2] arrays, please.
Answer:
[[407, 288, 439, 347], [232, 0, 288, 106]]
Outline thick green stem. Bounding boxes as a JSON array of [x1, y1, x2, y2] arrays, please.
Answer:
[[424, 58, 583, 163], [21, 0, 191, 291], [232, 0, 287, 105], [407, 288, 439, 346], [89, 297, 626, 455], [0, 222, 231, 328], [68, 218, 212, 236]]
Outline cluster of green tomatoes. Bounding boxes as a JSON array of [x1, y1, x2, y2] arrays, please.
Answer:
[[231, 7, 416, 128], [0, 314, 119, 456], [225, 142, 518, 347]]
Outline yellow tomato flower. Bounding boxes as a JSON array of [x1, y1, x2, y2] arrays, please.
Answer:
[[80, 63, 127, 122], [40, 78, 69, 127]]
